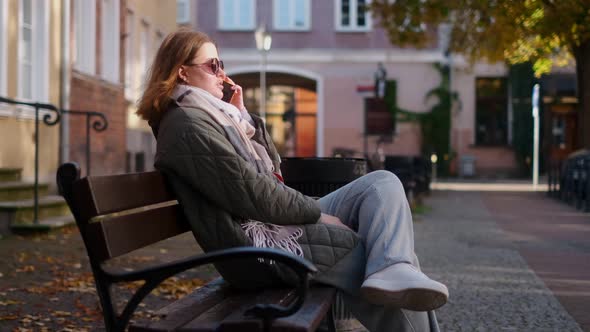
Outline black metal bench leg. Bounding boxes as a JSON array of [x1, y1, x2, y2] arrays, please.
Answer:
[[428, 310, 440, 332]]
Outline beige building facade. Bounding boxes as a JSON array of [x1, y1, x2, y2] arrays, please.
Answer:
[[0, 0, 177, 183], [0, 0, 62, 182], [125, 0, 177, 172]]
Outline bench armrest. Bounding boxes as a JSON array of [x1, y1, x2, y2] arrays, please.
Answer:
[[105, 246, 316, 282], [101, 247, 317, 330]]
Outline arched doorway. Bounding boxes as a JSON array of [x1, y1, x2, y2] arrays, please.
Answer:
[[225, 68, 322, 157]]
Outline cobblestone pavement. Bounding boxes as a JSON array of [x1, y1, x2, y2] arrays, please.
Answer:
[[1, 188, 588, 331], [414, 189, 586, 331]]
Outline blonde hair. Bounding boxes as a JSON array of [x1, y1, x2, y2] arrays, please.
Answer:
[[136, 28, 213, 121]]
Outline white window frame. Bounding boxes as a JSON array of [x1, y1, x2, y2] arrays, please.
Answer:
[[335, 0, 371, 32], [124, 8, 135, 100], [101, 0, 120, 84], [74, 0, 96, 75], [0, 0, 7, 97], [273, 0, 310, 31], [218, 0, 255, 31], [138, 21, 150, 89], [17, 0, 49, 103], [176, 0, 190, 24]]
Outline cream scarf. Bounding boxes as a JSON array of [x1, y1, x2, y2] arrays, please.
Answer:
[[171, 85, 304, 257]]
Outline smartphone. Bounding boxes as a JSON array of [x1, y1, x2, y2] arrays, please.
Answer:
[[222, 77, 236, 102]]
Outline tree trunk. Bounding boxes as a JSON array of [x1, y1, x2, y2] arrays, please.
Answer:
[[574, 40, 590, 148]]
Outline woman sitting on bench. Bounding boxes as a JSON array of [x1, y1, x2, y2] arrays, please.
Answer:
[[136, 28, 448, 332]]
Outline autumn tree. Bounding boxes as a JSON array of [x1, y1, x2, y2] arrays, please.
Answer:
[[371, 0, 590, 147]]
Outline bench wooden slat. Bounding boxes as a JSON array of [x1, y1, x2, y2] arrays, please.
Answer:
[[181, 291, 271, 332], [85, 204, 190, 261], [218, 288, 335, 332], [215, 290, 298, 332], [270, 287, 336, 332], [159, 286, 335, 332], [129, 279, 230, 332], [73, 172, 175, 222], [180, 288, 293, 332]]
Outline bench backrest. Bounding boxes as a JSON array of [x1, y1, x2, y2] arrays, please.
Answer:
[[57, 163, 190, 263]]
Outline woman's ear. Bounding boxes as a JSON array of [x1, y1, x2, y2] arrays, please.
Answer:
[[178, 66, 187, 83]]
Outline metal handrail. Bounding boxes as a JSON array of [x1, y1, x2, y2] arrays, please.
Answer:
[[61, 109, 108, 175], [0, 96, 108, 224]]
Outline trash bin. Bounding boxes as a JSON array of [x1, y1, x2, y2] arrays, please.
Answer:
[[280, 157, 367, 197], [460, 155, 476, 177], [383, 155, 415, 194]]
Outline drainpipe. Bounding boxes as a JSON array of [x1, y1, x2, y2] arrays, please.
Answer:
[[59, 0, 70, 164]]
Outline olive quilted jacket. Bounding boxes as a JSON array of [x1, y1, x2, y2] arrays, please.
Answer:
[[153, 102, 365, 294]]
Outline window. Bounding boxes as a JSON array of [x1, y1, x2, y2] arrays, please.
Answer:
[[18, 0, 48, 102], [274, 0, 310, 31], [177, 0, 190, 24], [19, 0, 32, 99], [138, 22, 150, 88], [336, 0, 371, 31], [0, 0, 7, 96], [101, 0, 120, 83], [74, 1, 96, 75], [475, 77, 508, 146], [218, 0, 255, 30], [124, 9, 134, 99]]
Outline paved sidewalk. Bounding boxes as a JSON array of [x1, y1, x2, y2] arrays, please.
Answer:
[[414, 188, 587, 331]]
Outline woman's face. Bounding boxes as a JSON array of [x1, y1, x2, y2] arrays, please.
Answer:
[[179, 42, 225, 99]]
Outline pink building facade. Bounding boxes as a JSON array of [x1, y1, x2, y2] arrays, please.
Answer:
[[184, 0, 525, 176]]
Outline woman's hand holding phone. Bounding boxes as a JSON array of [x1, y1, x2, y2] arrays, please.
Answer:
[[222, 76, 246, 111]]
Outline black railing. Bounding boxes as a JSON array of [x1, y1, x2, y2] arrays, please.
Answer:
[[61, 109, 109, 175], [0, 96, 108, 224]]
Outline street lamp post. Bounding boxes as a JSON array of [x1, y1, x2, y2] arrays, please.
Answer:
[[255, 26, 272, 120], [532, 83, 540, 189]]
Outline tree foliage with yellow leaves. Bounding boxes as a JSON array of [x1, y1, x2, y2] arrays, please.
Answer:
[[371, 0, 590, 146]]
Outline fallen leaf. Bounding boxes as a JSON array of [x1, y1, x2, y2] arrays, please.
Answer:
[[17, 252, 29, 263], [44, 256, 56, 264], [52, 310, 72, 317], [16, 265, 35, 273]]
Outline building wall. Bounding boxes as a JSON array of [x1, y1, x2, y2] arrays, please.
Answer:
[[193, 0, 522, 176], [198, 0, 436, 50], [225, 55, 443, 157], [194, 0, 446, 159], [125, 0, 176, 172], [0, 0, 62, 182], [68, 0, 127, 176], [69, 75, 127, 176]]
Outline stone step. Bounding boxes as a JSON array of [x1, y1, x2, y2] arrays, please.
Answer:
[[9, 215, 76, 234], [0, 168, 22, 182], [0, 195, 72, 226], [0, 182, 50, 201]]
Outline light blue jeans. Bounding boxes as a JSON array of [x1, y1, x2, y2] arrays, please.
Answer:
[[319, 170, 434, 332]]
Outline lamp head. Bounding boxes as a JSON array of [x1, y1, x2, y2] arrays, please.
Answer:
[[255, 25, 272, 51]]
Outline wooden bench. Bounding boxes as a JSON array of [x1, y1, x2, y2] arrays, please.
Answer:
[[57, 162, 337, 332]]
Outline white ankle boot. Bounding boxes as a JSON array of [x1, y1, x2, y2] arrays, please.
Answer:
[[360, 263, 449, 311]]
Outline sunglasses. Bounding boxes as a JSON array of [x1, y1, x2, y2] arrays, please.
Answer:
[[185, 58, 225, 75]]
